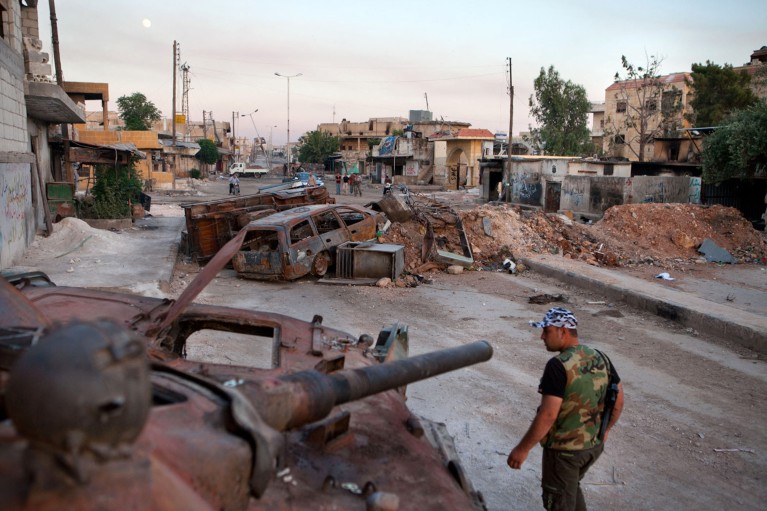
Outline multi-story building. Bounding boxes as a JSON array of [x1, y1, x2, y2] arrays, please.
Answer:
[[1, 0, 86, 268], [602, 72, 693, 162]]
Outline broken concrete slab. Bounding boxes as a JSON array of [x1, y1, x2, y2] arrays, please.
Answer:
[[698, 238, 737, 264], [482, 217, 493, 237], [376, 194, 414, 223], [446, 265, 464, 275]]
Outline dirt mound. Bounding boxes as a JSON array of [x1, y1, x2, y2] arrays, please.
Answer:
[[381, 202, 767, 271], [591, 203, 767, 264]]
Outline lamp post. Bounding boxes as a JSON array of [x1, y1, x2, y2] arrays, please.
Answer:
[[268, 125, 277, 169], [274, 72, 302, 165], [241, 109, 258, 163]]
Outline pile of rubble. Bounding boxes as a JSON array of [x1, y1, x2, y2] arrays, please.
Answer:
[[380, 199, 767, 272]]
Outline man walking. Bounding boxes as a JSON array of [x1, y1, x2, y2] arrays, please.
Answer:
[[508, 307, 623, 511]]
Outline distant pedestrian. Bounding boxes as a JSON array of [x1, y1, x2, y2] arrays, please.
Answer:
[[229, 173, 240, 195], [352, 173, 362, 196], [335, 172, 342, 195], [283, 163, 288, 177], [307, 172, 317, 186], [342, 172, 350, 195]]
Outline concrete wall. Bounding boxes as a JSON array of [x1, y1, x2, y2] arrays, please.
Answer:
[[560, 175, 700, 216], [511, 161, 544, 206], [1, 1, 34, 269]]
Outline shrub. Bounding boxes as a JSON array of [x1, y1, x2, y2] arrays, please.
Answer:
[[189, 168, 201, 179], [79, 163, 143, 219]]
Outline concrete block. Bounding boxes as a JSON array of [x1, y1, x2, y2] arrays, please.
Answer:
[[25, 62, 51, 75]]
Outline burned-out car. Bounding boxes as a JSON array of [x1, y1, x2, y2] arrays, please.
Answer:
[[232, 204, 382, 280], [0, 229, 493, 510]]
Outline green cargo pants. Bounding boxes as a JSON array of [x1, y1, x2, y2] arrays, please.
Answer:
[[541, 443, 604, 511]]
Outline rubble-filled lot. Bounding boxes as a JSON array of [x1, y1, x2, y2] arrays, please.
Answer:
[[382, 199, 767, 274]]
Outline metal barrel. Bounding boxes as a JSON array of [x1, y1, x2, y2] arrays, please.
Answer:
[[277, 341, 492, 429]]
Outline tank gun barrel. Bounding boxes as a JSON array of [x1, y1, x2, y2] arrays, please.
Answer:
[[254, 340, 493, 430]]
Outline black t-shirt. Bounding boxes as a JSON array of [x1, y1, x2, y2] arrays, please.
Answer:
[[539, 352, 621, 398]]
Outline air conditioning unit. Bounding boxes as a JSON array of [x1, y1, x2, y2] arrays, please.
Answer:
[[335, 242, 404, 280]]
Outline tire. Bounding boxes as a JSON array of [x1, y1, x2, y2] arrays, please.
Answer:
[[311, 252, 330, 277]]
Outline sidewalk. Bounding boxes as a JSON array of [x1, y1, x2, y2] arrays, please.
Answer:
[[521, 253, 767, 354], [10, 215, 184, 297]]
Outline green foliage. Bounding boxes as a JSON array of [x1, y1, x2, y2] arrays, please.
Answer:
[[80, 163, 144, 219], [297, 131, 340, 163], [687, 61, 758, 127], [116, 92, 162, 131], [528, 66, 593, 156], [702, 102, 767, 183], [189, 168, 201, 179], [195, 139, 219, 165], [367, 138, 381, 149], [392, 129, 405, 136]]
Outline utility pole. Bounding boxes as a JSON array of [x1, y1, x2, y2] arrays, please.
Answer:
[[506, 57, 514, 202], [232, 111, 238, 162], [49, 0, 71, 180], [171, 41, 178, 189], [275, 72, 302, 166], [181, 63, 191, 142], [202, 110, 208, 139]]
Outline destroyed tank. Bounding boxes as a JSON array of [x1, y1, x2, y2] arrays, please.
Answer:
[[0, 228, 493, 510]]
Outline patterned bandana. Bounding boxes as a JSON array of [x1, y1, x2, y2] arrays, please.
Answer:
[[529, 307, 578, 329]]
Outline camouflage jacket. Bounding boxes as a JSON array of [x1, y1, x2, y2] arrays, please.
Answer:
[[540, 345, 609, 450]]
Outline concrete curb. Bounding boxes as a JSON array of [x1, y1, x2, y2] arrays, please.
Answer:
[[159, 222, 183, 293], [520, 257, 767, 355]]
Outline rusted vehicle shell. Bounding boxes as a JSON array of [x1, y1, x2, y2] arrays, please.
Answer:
[[232, 204, 381, 281]]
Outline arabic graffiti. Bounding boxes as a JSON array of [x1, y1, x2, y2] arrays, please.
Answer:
[[0, 168, 31, 267]]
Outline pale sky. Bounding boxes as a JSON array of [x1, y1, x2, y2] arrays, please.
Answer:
[[37, 0, 766, 145]]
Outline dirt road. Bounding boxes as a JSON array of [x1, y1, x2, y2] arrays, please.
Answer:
[[151, 178, 767, 510], [169, 254, 766, 510]]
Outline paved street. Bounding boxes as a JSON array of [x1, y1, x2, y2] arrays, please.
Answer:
[[147, 180, 767, 511], [15, 179, 766, 510]]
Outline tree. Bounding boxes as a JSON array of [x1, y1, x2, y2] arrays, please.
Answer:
[[702, 102, 767, 183], [527, 66, 593, 156], [195, 138, 219, 173], [116, 92, 162, 130], [686, 61, 758, 127], [605, 55, 682, 161], [297, 131, 339, 164]]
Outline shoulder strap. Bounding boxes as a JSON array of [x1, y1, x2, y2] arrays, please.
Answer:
[[595, 349, 613, 380]]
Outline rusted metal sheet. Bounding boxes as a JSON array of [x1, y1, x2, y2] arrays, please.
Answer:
[[0, 270, 493, 510], [232, 205, 381, 281], [181, 185, 335, 262]]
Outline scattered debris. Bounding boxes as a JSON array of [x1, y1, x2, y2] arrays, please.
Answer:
[[482, 217, 493, 237], [528, 294, 567, 305], [698, 238, 737, 264], [446, 265, 464, 275], [502, 258, 517, 274], [713, 448, 755, 454], [655, 272, 675, 281]]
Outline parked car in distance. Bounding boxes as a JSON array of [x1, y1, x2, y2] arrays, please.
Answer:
[[282, 171, 324, 187], [232, 204, 382, 280]]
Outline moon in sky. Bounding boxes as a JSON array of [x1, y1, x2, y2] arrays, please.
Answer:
[[142, 19, 151, 28]]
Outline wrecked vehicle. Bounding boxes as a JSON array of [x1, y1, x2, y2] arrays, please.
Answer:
[[181, 185, 335, 262], [0, 229, 493, 510], [232, 204, 382, 280]]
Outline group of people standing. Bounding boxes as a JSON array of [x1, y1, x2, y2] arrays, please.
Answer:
[[335, 172, 362, 196]]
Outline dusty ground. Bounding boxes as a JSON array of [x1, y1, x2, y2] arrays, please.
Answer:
[[165, 259, 766, 511], [17, 179, 766, 510], [156, 180, 767, 510]]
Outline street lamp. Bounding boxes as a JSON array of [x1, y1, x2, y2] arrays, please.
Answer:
[[268, 125, 277, 169], [274, 72, 302, 165]]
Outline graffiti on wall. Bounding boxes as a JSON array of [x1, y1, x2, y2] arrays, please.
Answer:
[[511, 171, 542, 205], [562, 178, 588, 209], [689, 177, 702, 204], [0, 167, 32, 267]]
